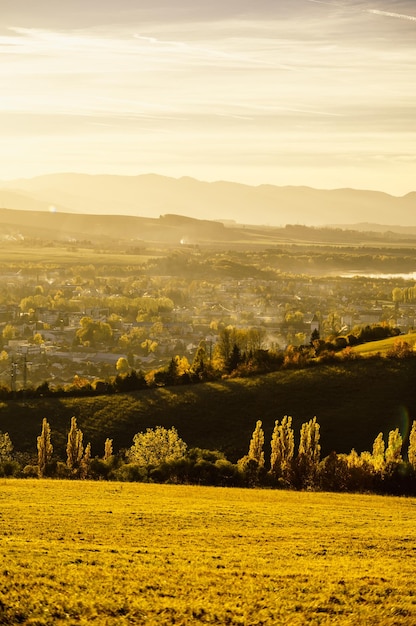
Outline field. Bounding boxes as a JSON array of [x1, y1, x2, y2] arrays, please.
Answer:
[[0, 244, 156, 266], [1, 480, 416, 625], [352, 333, 416, 357]]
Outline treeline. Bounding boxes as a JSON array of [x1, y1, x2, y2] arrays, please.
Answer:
[[392, 285, 416, 303], [1, 417, 416, 496], [310, 324, 402, 357], [0, 324, 413, 401]]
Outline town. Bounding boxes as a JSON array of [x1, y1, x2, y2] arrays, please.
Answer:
[[1, 231, 415, 392]]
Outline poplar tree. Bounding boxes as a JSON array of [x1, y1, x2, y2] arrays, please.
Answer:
[[297, 417, 321, 487], [408, 421, 416, 469], [248, 420, 265, 467], [104, 438, 113, 461], [0, 431, 13, 462], [270, 416, 294, 481], [66, 416, 84, 474], [0, 430, 13, 463], [37, 418, 53, 477], [80, 442, 91, 479], [385, 428, 403, 466], [372, 432, 385, 473]]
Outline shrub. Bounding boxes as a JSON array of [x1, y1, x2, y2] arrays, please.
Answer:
[[22, 464, 39, 478], [112, 463, 147, 482], [0, 460, 20, 477]]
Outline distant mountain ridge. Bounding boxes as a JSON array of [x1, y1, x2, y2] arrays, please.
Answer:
[[0, 172, 415, 228]]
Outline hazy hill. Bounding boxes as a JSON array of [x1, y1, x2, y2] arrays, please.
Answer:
[[1, 205, 415, 246], [1, 173, 415, 228], [0, 207, 234, 244]]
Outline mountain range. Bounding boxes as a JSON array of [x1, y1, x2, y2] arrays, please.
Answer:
[[0, 173, 415, 229]]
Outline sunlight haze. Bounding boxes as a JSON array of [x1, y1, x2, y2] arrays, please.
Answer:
[[1, 0, 415, 198]]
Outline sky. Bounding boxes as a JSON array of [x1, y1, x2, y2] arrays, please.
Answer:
[[1, 0, 415, 195]]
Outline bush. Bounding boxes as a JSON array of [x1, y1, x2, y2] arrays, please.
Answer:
[[22, 464, 39, 478], [90, 457, 117, 480], [0, 460, 20, 477], [214, 459, 242, 487], [55, 462, 71, 479], [149, 458, 194, 484], [237, 456, 267, 487], [317, 452, 349, 492], [112, 463, 147, 482]]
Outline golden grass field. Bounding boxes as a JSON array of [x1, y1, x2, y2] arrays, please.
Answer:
[[1, 480, 416, 625], [351, 332, 416, 357]]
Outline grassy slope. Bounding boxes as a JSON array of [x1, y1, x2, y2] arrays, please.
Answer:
[[1, 357, 416, 462], [352, 332, 416, 356], [2, 480, 416, 625]]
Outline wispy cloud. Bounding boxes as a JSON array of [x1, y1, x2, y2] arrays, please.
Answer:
[[367, 9, 416, 22], [0, 1, 415, 194]]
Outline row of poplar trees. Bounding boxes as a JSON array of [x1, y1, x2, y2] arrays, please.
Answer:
[[242, 417, 416, 490], [37, 417, 113, 478]]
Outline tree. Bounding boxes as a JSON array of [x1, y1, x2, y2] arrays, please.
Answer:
[[371, 432, 385, 473], [310, 328, 320, 345], [296, 417, 321, 487], [408, 421, 416, 469], [76, 317, 113, 346], [216, 326, 234, 364], [116, 357, 130, 374], [0, 431, 13, 462], [385, 428, 403, 466], [33, 332, 44, 345], [66, 416, 84, 474], [104, 438, 113, 461], [80, 442, 91, 479], [318, 451, 349, 492], [387, 339, 413, 359], [270, 416, 294, 481], [2, 324, 17, 341], [129, 426, 187, 467], [392, 287, 403, 304], [248, 420, 265, 468], [37, 418, 53, 477], [191, 340, 208, 379], [226, 343, 242, 374]]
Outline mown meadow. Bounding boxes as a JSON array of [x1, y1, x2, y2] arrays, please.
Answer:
[[1, 480, 416, 625]]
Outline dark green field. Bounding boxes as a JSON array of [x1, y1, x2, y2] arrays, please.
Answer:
[[1, 357, 415, 462]]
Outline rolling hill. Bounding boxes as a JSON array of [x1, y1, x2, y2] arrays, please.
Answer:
[[0, 207, 238, 245], [2, 358, 415, 463]]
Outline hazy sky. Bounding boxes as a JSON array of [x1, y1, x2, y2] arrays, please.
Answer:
[[1, 0, 415, 194]]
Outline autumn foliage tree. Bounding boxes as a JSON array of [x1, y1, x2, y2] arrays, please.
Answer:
[[66, 417, 92, 478], [0, 431, 13, 461], [80, 442, 91, 479], [248, 420, 265, 467], [385, 428, 403, 467], [408, 421, 416, 469], [129, 426, 187, 467], [238, 420, 266, 485], [270, 416, 294, 482], [66, 416, 84, 475], [296, 417, 321, 488], [37, 418, 53, 477], [371, 432, 385, 473], [104, 438, 113, 461]]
